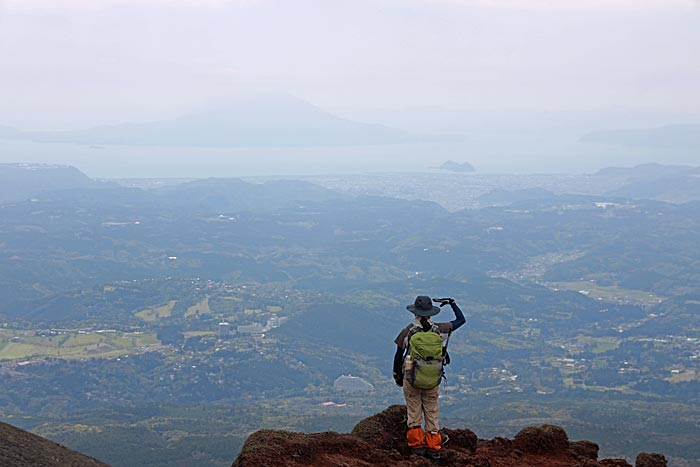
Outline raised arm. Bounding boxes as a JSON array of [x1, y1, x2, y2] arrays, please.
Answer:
[[434, 297, 466, 331], [449, 301, 466, 331]]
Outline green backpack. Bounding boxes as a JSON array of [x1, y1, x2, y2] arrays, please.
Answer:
[[406, 325, 449, 389]]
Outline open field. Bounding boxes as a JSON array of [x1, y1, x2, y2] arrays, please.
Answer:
[[136, 300, 177, 321], [185, 296, 212, 318], [548, 281, 664, 307], [182, 331, 216, 338], [573, 336, 622, 354], [0, 331, 160, 361]]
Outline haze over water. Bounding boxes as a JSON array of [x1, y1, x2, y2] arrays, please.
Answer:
[[1, 136, 688, 179], [1, 0, 699, 177]]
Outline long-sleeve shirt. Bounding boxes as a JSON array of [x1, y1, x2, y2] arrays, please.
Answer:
[[392, 302, 466, 376]]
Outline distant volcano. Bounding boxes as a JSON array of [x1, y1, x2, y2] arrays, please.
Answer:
[[2, 95, 420, 148]]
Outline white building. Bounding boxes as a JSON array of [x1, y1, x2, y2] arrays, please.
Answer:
[[237, 323, 266, 334], [333, 375, 374, 393], [218, 322, 230, 338]]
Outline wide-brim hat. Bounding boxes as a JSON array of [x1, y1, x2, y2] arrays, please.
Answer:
[[406, 295, 440, 317]]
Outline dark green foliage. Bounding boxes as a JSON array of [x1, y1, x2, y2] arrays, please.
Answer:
[[156, 325, 184, 346]]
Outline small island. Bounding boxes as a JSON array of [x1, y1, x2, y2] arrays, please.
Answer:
[[438, 160, 475, 173]]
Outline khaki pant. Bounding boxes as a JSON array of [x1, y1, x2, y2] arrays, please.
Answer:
[[403, 378, 440, 433]]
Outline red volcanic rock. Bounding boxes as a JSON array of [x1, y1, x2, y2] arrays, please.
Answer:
[[570, 440, 600, 460], [600, 460, 632, 467], [231, 429, 408, 467], [0, 421, 110, 467], [231, 405, 666, 467], [442, 428, 478, 453], [635, 453, 668, 467], [513, 425, 569, 454], [351, 404, 410, 454]]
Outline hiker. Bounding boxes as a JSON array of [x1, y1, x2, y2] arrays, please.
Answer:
[[393, 295, 466, 460]]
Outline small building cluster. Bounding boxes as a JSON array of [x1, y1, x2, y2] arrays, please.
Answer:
[[333, 375, 374, 393], [236, 315, 288, 335]]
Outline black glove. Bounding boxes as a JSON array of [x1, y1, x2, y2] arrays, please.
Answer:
[[393, 372, 403, 387], [433, 297, 455, 307]]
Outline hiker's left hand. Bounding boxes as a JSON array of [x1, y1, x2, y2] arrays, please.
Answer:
[[434, 298, 455, 307]]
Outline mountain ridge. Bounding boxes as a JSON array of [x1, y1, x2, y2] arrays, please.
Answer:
[[0, 420, 111, 467], [580, 124, 700, 149], [0, 163, 111, 203]]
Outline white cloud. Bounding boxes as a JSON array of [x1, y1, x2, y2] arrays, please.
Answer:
[[421, 0, 697, 9], [0, 0, 698, 122], [4, 0, 696, 12], [3, 0, 261, 9]]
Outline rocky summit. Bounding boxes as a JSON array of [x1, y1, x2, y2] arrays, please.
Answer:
[[232, 405, 668, 467]]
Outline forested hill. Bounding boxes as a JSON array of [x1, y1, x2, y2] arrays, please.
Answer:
[[0, 163, 109, 203]]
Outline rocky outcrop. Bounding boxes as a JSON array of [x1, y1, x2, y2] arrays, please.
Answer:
[[635, 453, 667, 467], [570, 440, 599, 460], [0, 420, 111, 467], [232, 405, 666, 467], [513, 424, 569, 454], [439, 160, 475, 173]]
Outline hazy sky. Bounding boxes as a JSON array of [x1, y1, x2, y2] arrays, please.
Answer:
[[1, 0, 699, 128]]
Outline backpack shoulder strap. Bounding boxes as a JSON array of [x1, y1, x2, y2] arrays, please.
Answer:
[[442, 329, 452, 365], [443, 329, 452, 351], [407, 323, 421, 335], [404, 323, 420, 354]]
